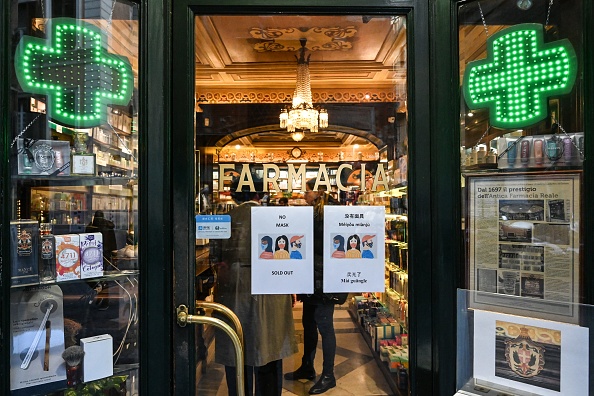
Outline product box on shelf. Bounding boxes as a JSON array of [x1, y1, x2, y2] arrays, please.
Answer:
[[497, 132, 584, 169], [16, 138, 70, 176], [55, 234, 81, 281], [81, 334, 113, 382], [10, 220, 39, 286], [79, 233, 104, 279]]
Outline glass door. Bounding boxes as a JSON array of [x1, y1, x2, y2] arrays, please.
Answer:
[[188, 13, 412, 396], [4, 1, 141, 394]]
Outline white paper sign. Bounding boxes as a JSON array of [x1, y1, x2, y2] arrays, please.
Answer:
[[251, 206, 313, 294], [323, 206, 385, 292], [473, 310, 589, 396]]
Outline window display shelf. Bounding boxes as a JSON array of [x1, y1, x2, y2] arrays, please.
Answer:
[[14, 175, 136, 187], [347, 302, 408, 396]]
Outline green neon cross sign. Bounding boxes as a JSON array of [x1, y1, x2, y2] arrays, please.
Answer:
[[14, 18, 133, 128], [463, 24, 577, 129]]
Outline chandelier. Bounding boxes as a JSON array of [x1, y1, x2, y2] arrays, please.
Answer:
[[280, 38, 328, 142]]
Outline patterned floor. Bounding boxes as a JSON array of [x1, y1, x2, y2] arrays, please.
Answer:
[[197, 302, 392, 396]]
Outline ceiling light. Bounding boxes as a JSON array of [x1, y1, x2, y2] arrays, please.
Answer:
[[280, 38, 328, 141]]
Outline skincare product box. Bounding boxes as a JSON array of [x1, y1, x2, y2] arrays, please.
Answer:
[[10, 220, 39, 286], [55, 234, 80, 281], [79, 233, 104, 279], [80, 334, 113, 382]]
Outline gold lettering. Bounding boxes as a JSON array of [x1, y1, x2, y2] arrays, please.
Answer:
[[263, 164, 280, 192], [313, 164, 332, 191], [372, 163, 389, 192], [237, 164, 255, 192], [335, 164, 352, 192], [287, 164, 306, 192], [218, 164, 235, 191]]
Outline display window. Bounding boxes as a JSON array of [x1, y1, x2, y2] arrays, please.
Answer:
[[457, 1, 589, 395], [5, 1, 140, 394], [193, 14, 412, 395]]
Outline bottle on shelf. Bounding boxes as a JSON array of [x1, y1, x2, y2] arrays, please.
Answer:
[[39, 223, 56, 282]]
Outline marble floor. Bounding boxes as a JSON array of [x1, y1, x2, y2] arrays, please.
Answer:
[[197, 302, 393, 396]]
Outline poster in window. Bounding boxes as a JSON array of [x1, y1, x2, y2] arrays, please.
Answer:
[[251, 206, 313, 294], [466, 173, 580, 320], [323, 206, 385, 292]]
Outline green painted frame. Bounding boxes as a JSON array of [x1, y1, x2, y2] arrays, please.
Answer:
[[169, 1, 456, 395], [451, 0, 594, 393]]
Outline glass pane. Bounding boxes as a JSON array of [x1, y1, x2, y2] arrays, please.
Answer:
[[194, 14, 410, 395], [458, 2, 586, 393], [8, 1, 140, 394]]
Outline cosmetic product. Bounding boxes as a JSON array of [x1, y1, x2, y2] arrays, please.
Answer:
[[546, 137, 563, 162], [520, 140, 530, 165], [563, 137, 573, 163], [39, 223, 56, 282], [486, 150, 497, 164], [533, 139, 544, 165], [507, 141, 517, 167], [81, 334, 113, 382], [55, 234, 81, 281], [476, 147, 486, 164], [469, 148, 477, 165], [10, 220, 39, 286], [62, 346, 85, 387], [79, 233, 103, 279]]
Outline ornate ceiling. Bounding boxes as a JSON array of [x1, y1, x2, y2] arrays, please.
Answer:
[[193, 15, 407, 152], [194, 15, 407, 104]]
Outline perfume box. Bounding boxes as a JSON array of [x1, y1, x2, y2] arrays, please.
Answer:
[[16, 138, 71, 176], [79, 233, 104, 279], [10, 220, 39, 286], [80, 334, 113, 382], [55, 234, 80, 281]]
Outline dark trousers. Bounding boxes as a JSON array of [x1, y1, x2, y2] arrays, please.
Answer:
[[302, 302, 336, 375], [225, 360, 282, 396]]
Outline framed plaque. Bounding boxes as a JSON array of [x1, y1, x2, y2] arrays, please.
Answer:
[[71, 154, 96, 175]]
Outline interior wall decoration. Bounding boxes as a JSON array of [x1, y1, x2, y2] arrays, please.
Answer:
[[463, 23, 577, 129], [250, 26, 357, 52], [14, 18, 134, 128]]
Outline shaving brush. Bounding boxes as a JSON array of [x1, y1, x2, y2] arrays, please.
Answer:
[[62, 346, 85, 387]]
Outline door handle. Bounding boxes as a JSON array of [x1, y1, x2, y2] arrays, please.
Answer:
[[195, 301, 244, 348], [176, 304, 244, 396]]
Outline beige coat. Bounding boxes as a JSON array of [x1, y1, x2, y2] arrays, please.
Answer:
[[212, 201, 297, 367]]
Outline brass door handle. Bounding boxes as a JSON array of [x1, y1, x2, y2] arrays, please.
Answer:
[[176, 304, 245, 396], [195, 300, 244, 349]]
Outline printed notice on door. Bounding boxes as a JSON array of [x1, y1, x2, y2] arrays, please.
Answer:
[[251, 206, 313, 294], [323, 206, 385, 292], [466, 173, 580, 320]]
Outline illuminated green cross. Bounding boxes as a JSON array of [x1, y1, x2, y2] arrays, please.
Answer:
[[14, 18, 133, 128], [463, 24, 577, 129]]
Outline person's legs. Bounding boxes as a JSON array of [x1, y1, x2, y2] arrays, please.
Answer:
[[284, 302, 317, 381], [308, 303, 336, 395], [313, 303, 336, 376], [255, 360, 282, 396], [225, 365, 254, 396], [302, 302, 318, 364]]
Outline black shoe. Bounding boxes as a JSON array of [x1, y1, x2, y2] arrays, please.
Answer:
[[308, 374, 336, 394], [284, 365, 316, 381]]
